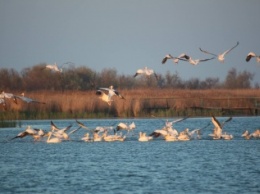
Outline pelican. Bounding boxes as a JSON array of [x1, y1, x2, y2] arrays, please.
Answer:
[[45, 63, 63, 73], [46, 132, 62, 143], [242, 129, 260, 139], [99, 85, 125, 100], [133, 67, 158, 80], [221, 132, 233, 140], [10, 126, 46, 141], [138, 132, 153, 142], [199, 41, 239, 63], [209, 116, 232, 140], [103, 131, 126, 142], [16, 93, 46, 104], [0, 91, 17, 104], [116, 122, 136, 133], [176, 53, 215, 66], [176, 129, 190, 141], [50, 121, 73, 140], [242, 130, 251, 140], [162, 54, 188, 64], [246, 52, 260, 63], [96, 90, 113, 106]]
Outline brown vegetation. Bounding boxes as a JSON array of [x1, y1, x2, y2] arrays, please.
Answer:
[[1, 89, 260, 120]]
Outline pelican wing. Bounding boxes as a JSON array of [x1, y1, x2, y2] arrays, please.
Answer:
[[199, 48, 218, 57], [222, 41, 239, 56], [76, 120, 89, 130], [114, 90, 125, 99], [51, 121, 60, 130], [221, 117, 232, 128], [211, 116, 221, 129], [171, 116, 189, 124], [198, 57, 215, 62]]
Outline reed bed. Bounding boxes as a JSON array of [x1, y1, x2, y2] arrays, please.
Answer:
[[1, 89, 260, 120]]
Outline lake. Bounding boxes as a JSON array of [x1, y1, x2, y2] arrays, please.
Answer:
[[0, 117, 259, 194]]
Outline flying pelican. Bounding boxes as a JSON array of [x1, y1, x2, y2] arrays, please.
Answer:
[[99, 85, 125, 100], [133, 67, 158, 80], [10, 126, 46, 141], [138, 132, 153, 142], [176, 53, 215, 66], [0, 91, 17, 104], [199, 41, 239, 63], [96, 90, 113, 106], [46, 63, 63, 73], [246, 52, 260, 63], [162, 54, 188, 64], [16, 93, 46, 104]]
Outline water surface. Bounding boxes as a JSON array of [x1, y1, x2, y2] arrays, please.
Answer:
[[0, 117, 259, 193]]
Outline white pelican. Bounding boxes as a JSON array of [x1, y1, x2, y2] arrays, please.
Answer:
[[176, 53, 215, 66], [50, 121, 73, 140], [246, 52, 260, 63], [46, 132, 62, 143], [10, 126, 46, 141], [242, 130, 251, 140], [96, 90, 113, 106], [199, 41, 239, 63], [116, 122, 136, 133], [133, 67, 158, 80], [45, 63, 63, 73], [99, 85, 125, 100], [103, 131, 126, 142], [138, 132, 153, 142], [162, 54, 188, 64], [0, 91, 17, 104], [16, 93, 46, 104], [221, 132, 233, 140], [209, 116, 232, 140]]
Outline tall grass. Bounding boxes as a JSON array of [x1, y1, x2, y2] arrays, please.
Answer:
[[1, 89, 260, 119]]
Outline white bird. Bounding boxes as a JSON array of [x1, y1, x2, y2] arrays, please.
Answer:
[[209, 116, 232, 140], [246, 52, 260, 63], [0, 91, 17, 104], [16, 93, 46, 104], [96, 90, 113, 106], [162, 54, 188, 64], [199, 41, 239, 63], [46, 132, 62, 143], [99, 85, 125, 100], [116, 122, 136, 132], [0, 98, 6, 107], [133, 67, 158, 80], [176, 53, 215, 66], [10, 126, 46, 141], [96, 86, 125, 106], [138, 132, 153, 142], [46, 63, 63, 73], [50, 121, 73, 140]]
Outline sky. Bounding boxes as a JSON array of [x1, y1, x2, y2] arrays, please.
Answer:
[[0, 0, 260, 84]]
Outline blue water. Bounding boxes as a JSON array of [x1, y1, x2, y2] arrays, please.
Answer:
[[0, 117, 259, 194]]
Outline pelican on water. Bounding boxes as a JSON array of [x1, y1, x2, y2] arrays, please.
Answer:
[[199, 41, 239, 63], [209, 116, 232, 140], [246, 52, 260, 63], [133, 67, 158, 80], [10, 126, 46, 141], [138, 132, 153, 142]]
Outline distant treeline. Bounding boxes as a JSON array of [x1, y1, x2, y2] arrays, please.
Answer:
[[0, 64, 258, 91]]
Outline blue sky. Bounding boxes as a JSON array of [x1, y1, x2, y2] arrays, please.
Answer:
[[1, 0, 260, 84]]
